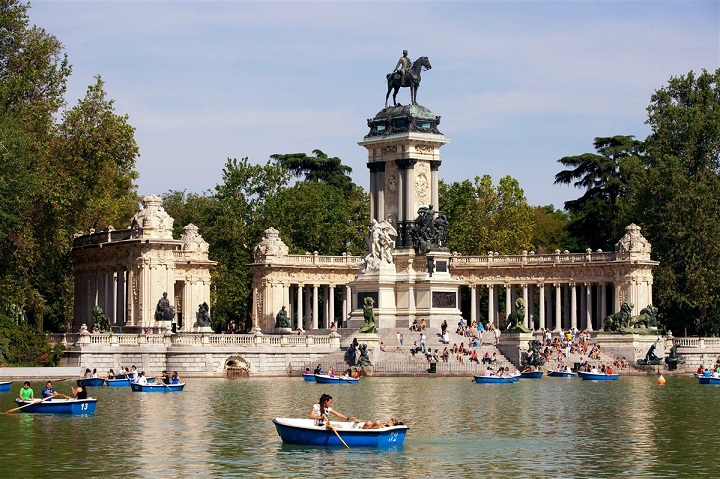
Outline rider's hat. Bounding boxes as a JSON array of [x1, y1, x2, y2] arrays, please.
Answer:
[[402, 49, 408, 55]]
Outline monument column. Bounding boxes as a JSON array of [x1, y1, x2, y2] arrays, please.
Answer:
[[297, 285, 304, 330], [329, 285, 335, 326], [600, 283, 607, 329], [505, 285, 512, 323], [522, 284, 529, 328], [470, 285, 477, 326], [570, 283, 578, 330], [430, 160, 441, 207], [487, 284, 494, 327], [312, 285, 319, 329], [539, 283, 546, 330], [585, 283, 593, 331], [554, 283, 562, 332]]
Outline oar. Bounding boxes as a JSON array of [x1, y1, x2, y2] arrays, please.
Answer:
[[327, 424, 349, 449], [156, 378, 172, 391], [3, 396, 52, 414]]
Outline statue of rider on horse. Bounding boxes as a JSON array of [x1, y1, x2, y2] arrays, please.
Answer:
[[386, 50, 432, 107]]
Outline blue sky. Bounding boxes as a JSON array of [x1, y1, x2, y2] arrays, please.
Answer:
[[30, 0, 719, 209]]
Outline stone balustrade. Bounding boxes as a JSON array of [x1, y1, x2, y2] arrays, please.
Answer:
[[47, 331, 339, 349]]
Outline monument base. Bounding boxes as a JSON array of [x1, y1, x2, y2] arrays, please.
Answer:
[[273, 327, 293, 335]]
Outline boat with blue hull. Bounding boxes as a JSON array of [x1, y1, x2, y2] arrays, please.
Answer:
[[303, 374, 316, 382], [578, 371, 619, 381], [106, 378, 131, 387], [130, 382, 185, 392], [519, 371, 543, 379], [698, 376, 720, 385], [272, 418, 407, 447], [14, 398, 97, 415], [79, 378, 106, 387], [0, 381, 11, 392], [314, 374, 358, 384], [547, 370, 576, 378], [473, 375, 518, 384]]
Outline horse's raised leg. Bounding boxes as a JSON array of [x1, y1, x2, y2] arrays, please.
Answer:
[[385, 87, 391, 108]]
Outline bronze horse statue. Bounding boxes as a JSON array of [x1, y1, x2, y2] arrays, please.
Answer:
[[385, 56, 431, 107]]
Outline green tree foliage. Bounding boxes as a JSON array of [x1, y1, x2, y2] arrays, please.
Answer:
[[271, 149, 354, 193], [204, 158, 291, 330], [439, 175, 534, 255], [630, 69, 720, 333], [554, 136, 645, 250], [531, 205, 574, 253]]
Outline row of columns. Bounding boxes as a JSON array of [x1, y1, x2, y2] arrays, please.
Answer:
[[74, 268, 127, 328], [466, 282, 612, 332], [270, 283, 351, 330]]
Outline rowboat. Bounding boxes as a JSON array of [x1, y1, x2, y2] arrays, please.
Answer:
[[578, 371, 619, 381], [473, 375, 519, 384], [106, 378, 131, 387], [519, 371, 543, 379], [547, 370, 576, 378], [314, 374, 359, 384], [13, 398, 97, 415], [130, 382, 185, 392], [272, 418, 408, 447], [0, 381, 11, 392], [79, 377, 106, 387], [698, 376, 720, 385], [303, 373, 316, 382]]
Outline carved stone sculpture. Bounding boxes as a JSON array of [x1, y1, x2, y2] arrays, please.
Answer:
[[363, 218, 397, 271], [195, 302, 211, 327]]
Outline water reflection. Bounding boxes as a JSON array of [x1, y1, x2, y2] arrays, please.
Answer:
[[0, 376, 718, 478]]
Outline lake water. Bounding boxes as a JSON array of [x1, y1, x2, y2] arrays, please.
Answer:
[[0, 375, 717, 478]]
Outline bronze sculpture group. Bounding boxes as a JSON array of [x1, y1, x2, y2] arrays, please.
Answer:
[[604, 302, 659, 333]]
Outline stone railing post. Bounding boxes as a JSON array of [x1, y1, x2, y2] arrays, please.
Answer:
[[110, 334, 119, 346], [254, 327, 264, 346], [201, 333, 210, 345], [329, 331, 341, 349]]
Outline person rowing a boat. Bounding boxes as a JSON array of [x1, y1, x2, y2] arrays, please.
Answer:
[[309, 393, 357, 428], [19, 381, 34, 402]]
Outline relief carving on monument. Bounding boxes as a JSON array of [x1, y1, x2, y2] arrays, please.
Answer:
[[385, 162, 399, 207], [414, 162, 431, 205], [414, 143, 434, 154], [381, 145, 397, 156]]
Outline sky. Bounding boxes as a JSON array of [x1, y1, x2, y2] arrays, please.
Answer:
[[29, 0, 720, 209]]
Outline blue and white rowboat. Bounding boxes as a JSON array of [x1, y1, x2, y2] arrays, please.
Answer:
[[698, 376, 720, 385], [79, 377, 106, 387], [314, 374, 359, 384], [303, 373, 316, 382], [106, 378, 132, 387], [0, 381, 11, 392], [519, 371, 543, 379], [130, 382, 185, 392], [13, 398, 97, 414], [578, 371, 619, 381], [272, 418, 407, 447], [473, 375, 519, 384], [547, 370, 576, 378]]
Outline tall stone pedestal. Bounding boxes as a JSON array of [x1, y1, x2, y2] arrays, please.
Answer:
[[496, 332, 535, 367]]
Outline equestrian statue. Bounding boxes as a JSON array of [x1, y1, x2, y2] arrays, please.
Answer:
[[385, 50, 432, 107]]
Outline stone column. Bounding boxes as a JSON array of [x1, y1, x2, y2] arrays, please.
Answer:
[[430, 160, 441, 208], [312, 284, 319, 330], [554, 283, 562, 332], [522, 284, 529, 328], [116, 269, 126, 326], [296, 285, 303, 330], [493, 285, 499, 327], [470, 285, 477, 326], [329, 285, 335, 326], [487, 284, 495, 327], [377, 163, 385, 222], [585, 283, 593, 331], [505, 285, 512, 323], [580, 284, 587, 329], [539, 283, 546, 330], [570, 283, 577, 330], [368, 163, 376, 221], [404, 160, 416, 226], [600, 283, 607, 329], [304, 286, 311, 330], [563, 284, 570, 330]]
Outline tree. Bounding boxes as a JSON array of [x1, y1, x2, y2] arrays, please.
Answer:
[[631, 69, 720, 334], [531, 205, 574, 253], [554, 136, 645, 250], [204, 158, 290, 330], [439, 175, 534, 255], [270, 149, 355, 193]]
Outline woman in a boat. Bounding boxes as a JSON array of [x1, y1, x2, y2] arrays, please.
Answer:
[[361, 418, 404, 429], [171, 371, 180, 384], [309, 393, 356, 427]]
